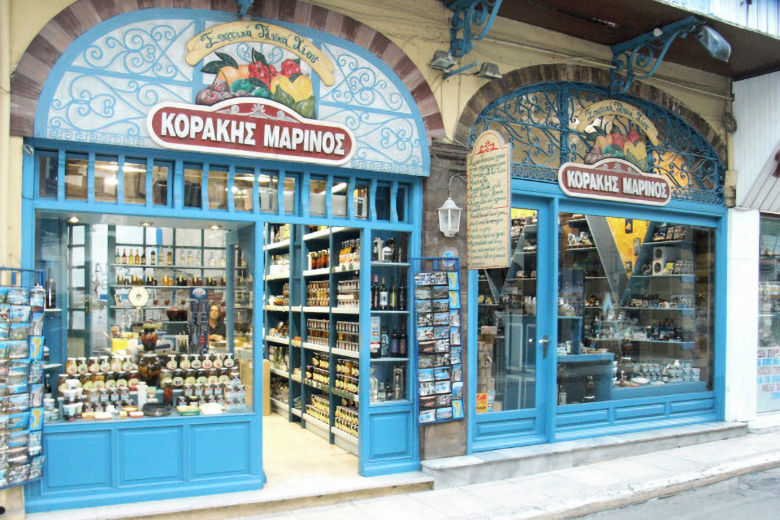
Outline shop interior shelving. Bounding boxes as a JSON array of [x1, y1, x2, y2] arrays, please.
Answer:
[[264, 223, 411, 455]]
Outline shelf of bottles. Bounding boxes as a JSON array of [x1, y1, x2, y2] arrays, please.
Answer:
[[369, 231, 410, 405], [109, 228, 231, 336]]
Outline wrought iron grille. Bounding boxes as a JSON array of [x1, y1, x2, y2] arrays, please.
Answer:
[[470, 82, 724, 204]]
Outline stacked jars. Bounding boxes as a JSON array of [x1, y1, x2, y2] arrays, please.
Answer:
[[336, 321, 359, 351], [308, 249, 329, 270], [306, 281, 329, 307], [334, 402, 358, 437], [306, 318, 329, 346], [306, 393, 329, 423], [335, 359, 359, 395], [336, 279, 359, 309]]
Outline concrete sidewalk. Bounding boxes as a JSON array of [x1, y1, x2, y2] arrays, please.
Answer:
[[237, 428, 780, 520]]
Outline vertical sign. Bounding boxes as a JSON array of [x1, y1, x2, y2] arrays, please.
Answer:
[[467, 130, 511, 269]]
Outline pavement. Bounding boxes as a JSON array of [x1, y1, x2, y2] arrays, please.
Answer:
[[234, 427, 780, 520]]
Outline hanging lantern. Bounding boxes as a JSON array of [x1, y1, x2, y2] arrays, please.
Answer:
[[438, 197, 462, 238]]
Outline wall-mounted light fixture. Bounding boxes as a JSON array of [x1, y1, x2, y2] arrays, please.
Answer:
[[430, 50, 457, 71], [476, 62, 502, 79], [438, 173, 466, 238]]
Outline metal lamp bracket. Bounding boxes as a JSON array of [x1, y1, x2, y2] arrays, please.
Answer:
[[448, 0, 504, 58], [610, 15, 704, 95], [237, 0, 254, 17]]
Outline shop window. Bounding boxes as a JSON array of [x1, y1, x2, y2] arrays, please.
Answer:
[[331, 178, 349, 218], [375, 183, 391, 221], [184, 164, 203, 208], [94, 156, 119, 203], [354, 180, 369, 219], [396, 183, 408, 223], [556, 212, 714, 405], [233, 168, 253, 212], [123, 159, 147, 205], [476, 208, 539, 413], [65, 154, 88, 201], [258, 171, 279, 213], [309, 177, 328, 216], [208, 166, 228, 210], [283, 173, 298, 215], [758, 215, 780, 412], [38, 150, 58, 199], [152, 161, 170, 206]]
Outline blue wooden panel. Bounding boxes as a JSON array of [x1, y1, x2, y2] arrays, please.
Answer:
[[368, 410, 411, 460], [44, 430, 111, 490], [475, 416, 536, 436], [614, 403, 666, 422], [556, 408, 609, 427], [670, 397, 715, 415], [191, 423, 250, 478], [119, 427, 183, 485]]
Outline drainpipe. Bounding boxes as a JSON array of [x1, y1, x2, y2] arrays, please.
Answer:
[[0, 0, 9, 266]]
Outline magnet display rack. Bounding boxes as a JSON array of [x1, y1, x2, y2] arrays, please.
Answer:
[[0, 267, 46, 489]]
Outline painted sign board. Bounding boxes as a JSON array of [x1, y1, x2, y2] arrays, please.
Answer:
[[467, 130, 511, 269], [558, 158, 671, 206], [147, 98, 355, 166]]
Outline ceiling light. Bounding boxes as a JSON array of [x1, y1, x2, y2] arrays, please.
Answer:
[[67, 216, 79, 224], [476, 62, 502, 79], [430, 50, 457, 70], [210, 224, 221, 230], [141, 221, 152, 227], [695, 25, 731, 62]]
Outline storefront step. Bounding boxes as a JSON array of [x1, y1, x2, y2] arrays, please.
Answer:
[[25, 472, 434, 520], [422, 421, 747, 489]]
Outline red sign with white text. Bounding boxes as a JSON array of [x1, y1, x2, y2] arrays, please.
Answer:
[[558, 158, 671, 206], [147, 98, 355, 166]]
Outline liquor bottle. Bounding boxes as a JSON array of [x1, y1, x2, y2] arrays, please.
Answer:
[[380, 326, 389, 357], [134, 249, 141, 265], [370, 367, 379, 402], [379, 277, 388, 310], [399, 325, 407, 357], [382, 239, 394, 262], [141, 250, 146, 265], [150, 249, 156, 266], [388, 278, 398, 310], [392, 366, 404, 400], [167, 249, 173, 266], [115, 249, 120, 265], [128, 249, 135, 265], [394, 236, 405, 263], [398, 281, 406, 311], [371, 275, 378, 310], [121, 249, 127, 265], [389, 328, 399, 357], [45, 268, 57, 309]]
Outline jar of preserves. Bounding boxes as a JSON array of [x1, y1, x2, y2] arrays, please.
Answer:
[[138, 353, 160, 387], [213, 353, 224, 369], [196, 369, 208, 385], [173, 369, 184, 387], [80, 373, 93, 391], [163, 383, 174, 405], [223, 354, 235, 368], [104, 372, 117, 389], [190, 355, 202, 370], [207, 368, 219, 385], [218, 368, 230, 385], [99, 356, 110, 372], [179, 354, 191, 370], [202, 354, 213, 370], [165, 354, 178, 370], [77, 357, 88, 375], [116, 372, 128, 388], [121, 356, 134, 372], [92, 373, 106, 391], [128, 370, 140, 390], [110, 356, 122, 372], [65, 358, 78, 375], [159, 369, 173, 387]]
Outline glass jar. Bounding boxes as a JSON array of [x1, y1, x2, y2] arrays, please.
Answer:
[[80, 373, 93, 391], [104, 372, 117, 389], [218, 368, 230, 384], [76, 357, 88, 375], [617, 357, 634, 383], [202, 354, 213, 370], [138, 353, 160, 387], [163, 383, 174, 405], [179, 354, 191, 370], [173, 369, 184, 387], [128, 371, 140, 390], [110, 356, 122, 372], [191, 355, 202, 370], [92, 373, 105, 391], [207, 369, 219, 385], [165, 354, 177, 370], [196, 369, 208, 385], [184, 370, 196, 386], [116, 372, 128, 388], [65, 358, 78, 375], [223, 354, 235, 368], [121, 356, 134, 372], [99, 356, 110, 372], [213, 353, 224, 369], [159, 369, 173, 387]]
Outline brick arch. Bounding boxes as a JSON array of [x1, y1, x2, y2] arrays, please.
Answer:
[[10, 0, 444, 140], [453, 64, 726, 166]]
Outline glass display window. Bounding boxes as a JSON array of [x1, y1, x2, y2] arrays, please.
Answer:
[[557, 212, 714, 405], [758, 215, 780, 412]]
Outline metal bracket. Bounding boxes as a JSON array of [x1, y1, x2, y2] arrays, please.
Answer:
[[448, 0, 503, 58], [443, 61, 478, 79], [236, 0, 254, 17], [610, 16, 704, 95]]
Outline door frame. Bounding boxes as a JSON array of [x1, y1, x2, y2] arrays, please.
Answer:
[[467, 193, 557, 453]]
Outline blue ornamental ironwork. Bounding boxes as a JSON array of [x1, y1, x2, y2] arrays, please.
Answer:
[[236, 0, 254, 17], [448, 0, 503, 58], [470, 82, 724, 204]]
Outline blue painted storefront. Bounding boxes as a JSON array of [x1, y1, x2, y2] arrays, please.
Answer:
[[21, 7, 426, 513]]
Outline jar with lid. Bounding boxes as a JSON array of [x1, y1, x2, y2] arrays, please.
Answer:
[[201, 353, 213, 370], [207, 368, 219, 385], [190, 355, 202, 370], [218, 368, 230, 384], [163, 383, 174, 405], [57, 374, 68, 396], [196, 369, 208, 385], [80, 373, 93, 391], [173, 369, 184, 387], [65, 358, 78, 375], [116, 372, 128, 388], [77, 357, 88, 375], [184, 370, 196, 386], [128, 370, 140, 390], [121, 356, 134, 372], [223, 354, 235, 368], [194, 383, 204, 398], [99, 356, 110, 372], [179, 354, 191, 370], [104, 372, 117, 389], [213, 353, 224, 369], [87, 357, 99, 374], [183, 384, 194, 397], [617, 357, 634, 383], [159, 369, 173, 387], [92, 373, 105, 390], [165, 354, 177, 370], [138, 353, 160, 386], [110, 356, 122, 372]]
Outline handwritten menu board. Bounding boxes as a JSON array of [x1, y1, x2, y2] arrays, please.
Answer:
[[467, 130, 511, 269], [0, 268, 46, 489], [414, 257, 463, 424]]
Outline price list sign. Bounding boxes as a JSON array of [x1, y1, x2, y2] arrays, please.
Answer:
[[414, 257, 464, 424], [467, 130, 511, 270]]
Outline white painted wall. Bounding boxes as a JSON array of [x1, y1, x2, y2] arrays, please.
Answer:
[[733, 71, 780, 205], [725, 207, 760, 422]]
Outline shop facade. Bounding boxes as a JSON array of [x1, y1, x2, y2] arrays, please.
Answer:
[[7, 0, 444, 513], [2, 0, 740, 515]]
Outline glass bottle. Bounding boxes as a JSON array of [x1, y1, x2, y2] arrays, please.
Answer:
[[150, 249, 156, 266], [141, 249, 146, 265], [134, 249, 141, 265], [379, 277, 388, 310], [115, 249, 121, 265], [167, 249, 173, 266], [122, 249, 128, 265], [370, 367, 378, 403], [399, 325, 407, 357]]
